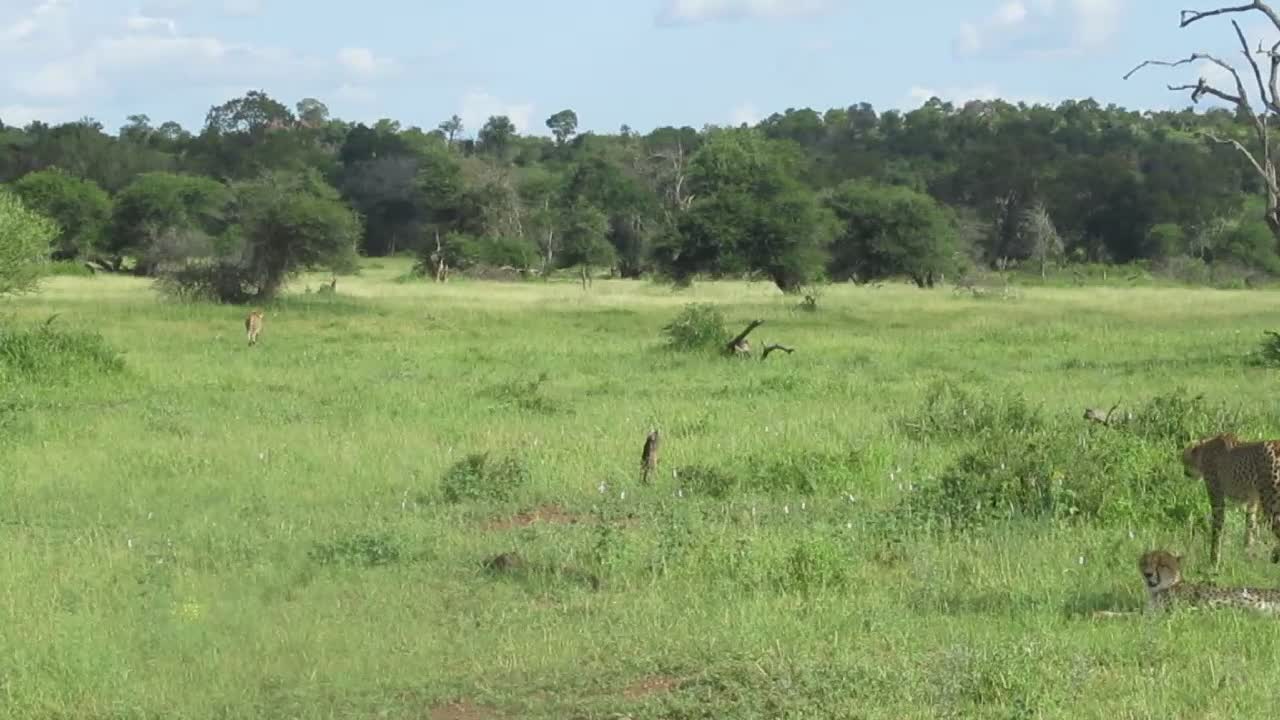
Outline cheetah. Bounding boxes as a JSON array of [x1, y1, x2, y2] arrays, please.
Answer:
[[640, 429, 661, 485], [245, 310, 265, 346], [1181, 432, 1280, 568], [1138, 549, 1280, 614]]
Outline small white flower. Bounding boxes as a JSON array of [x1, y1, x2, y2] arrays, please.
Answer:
[[784, 505, 790, 514], [800, 501, 806, 511], [677, 488, 684, 498], [619, 490, 626, 500], [127, 538, 133, 549], [598, 482, 607, 494], [846, 522, 853, 529], [1078, 556, 1085, 565]]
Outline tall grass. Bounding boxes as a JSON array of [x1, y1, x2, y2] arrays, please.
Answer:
[[2, 257, 1280, 718]]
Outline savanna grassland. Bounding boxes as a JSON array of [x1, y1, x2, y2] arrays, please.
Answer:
[[5, 259, 1280, 719]]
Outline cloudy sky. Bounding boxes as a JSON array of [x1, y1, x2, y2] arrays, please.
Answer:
[[0, 0, 1273, 136]]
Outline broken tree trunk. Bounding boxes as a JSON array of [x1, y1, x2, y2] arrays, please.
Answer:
[[761, 344, 795, 361]]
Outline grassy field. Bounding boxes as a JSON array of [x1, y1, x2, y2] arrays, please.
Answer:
[[4, 257, 1280, 718]]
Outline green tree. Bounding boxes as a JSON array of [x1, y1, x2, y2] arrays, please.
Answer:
[[478, 116, 517, 159], [558, 201, 614, 289], [545, 109, 579, 145], [10, 168, 112, 260], [108, 172, 232, 273], [0, 190, 55, 295], [232, 168, 362, 299], [658, 128, 830, 292], [825, 180, 959, 287]]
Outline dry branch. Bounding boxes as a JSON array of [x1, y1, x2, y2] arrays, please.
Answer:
[[761, 343, 795, 361]]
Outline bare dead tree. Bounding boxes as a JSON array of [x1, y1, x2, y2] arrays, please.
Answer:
[[640, 429, 661, 485], [1125, 3, 1280, 245]]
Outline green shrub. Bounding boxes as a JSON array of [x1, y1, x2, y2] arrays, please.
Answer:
[[0, 322, 124, 383], [309, 532, 403, 567], [44, 260, 96, 278], [897, 380, 1043, 440], [440, 452, 531, 503], [902, 425, 1198, 530], [662, 303, 729, 352]]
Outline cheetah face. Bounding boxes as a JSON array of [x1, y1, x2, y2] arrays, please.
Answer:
[[1138, 550, 1182, 592]]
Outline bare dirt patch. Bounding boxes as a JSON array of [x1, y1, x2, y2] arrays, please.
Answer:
[[622, 675, 683, 700], [429, 700, 501, 720], [483, 504, 582, 530]]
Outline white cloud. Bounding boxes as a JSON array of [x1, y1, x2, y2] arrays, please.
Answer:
[[337, 47, 394, 78], [334, 83, 377, 104], [656, 0, 837, 26], [954, 0, 1125, 59], [729, 102, 760, 126], [0, 103, 73, 128], [458, 90, 535, 135]]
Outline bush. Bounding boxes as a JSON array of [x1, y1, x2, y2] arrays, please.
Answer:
[[0, 190, 56, 296], [309, 532, 403, 567], [1123, 390, 1245, 448], [0, 322, 125, 383], [155, 260, 257, 304], [440, 452, 531, 503], [662, 303, 729, 352], [1252, 331, 1280, 368], [896, 380, 1043, 440], [44, 260, 96, 278], [903, 425, 1197, 530]]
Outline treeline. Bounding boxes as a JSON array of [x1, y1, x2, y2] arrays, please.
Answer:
[[0, 90, 1273, 299]]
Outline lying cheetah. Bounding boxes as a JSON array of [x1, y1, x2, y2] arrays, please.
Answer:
[[245, 310, 265, 346], [1138, 549, 1280, 614], [1181, 432, 1280, 568]]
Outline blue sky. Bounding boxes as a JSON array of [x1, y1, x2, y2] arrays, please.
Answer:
[[0, 0, 1275, 137]]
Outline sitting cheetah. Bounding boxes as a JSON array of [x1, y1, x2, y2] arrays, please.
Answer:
[[1181, 432, 1280, 568], [1138, 549, 1280, 614]]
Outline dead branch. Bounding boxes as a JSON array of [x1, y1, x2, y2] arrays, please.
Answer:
[[761, 343, 795, 361], [1180, 3, 1280, 32], [727, 320, 764, 356]]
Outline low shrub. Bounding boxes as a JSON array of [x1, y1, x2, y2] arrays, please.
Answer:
[[662, 303, 729, 353], [440, 452, 531, 503], [0, 321, 124, 382]]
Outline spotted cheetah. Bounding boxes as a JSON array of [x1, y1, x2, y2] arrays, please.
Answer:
[[245, 310, 264, 346], [1181, 432, 1280, 568], [1138, 549, 1280, 614]]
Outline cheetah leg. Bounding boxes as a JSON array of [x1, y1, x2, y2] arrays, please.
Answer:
[[1245, 500, 1259, 553], [1209, 493, 1225, 570], [1270, 512, 1280, 564]]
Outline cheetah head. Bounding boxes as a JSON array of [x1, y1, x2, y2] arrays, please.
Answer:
[[1138, 549, 1183, 594], [1181, 433, 1238, 477]]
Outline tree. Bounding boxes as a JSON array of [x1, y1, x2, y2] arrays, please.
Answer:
[[0, 190, 55, 296], [545, 109, 579, 145], [295, 98, 330, 128], [825, 180, 959, 287], [438, 115, 464, 147], [1019, 201, 1064, 278], [657, 128, 830, 292], [231, 168, 362, 299], [478, 116, 517, 159], [10, 168, 112, 260], [108, 172, 232, 273], [558, 201, 614, 288], [1125, 3, 1280, 252]]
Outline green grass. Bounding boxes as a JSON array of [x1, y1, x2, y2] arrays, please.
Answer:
[[4, 258, 1280, 718]]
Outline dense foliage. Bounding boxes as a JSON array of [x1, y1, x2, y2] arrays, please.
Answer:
[[0, 92, 1274, 292]]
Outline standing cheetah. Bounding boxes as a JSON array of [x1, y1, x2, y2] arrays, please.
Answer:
[[245, 310, 265, 346], [1137, 549, 1280, 614], [1181, 432, 1280, 568]]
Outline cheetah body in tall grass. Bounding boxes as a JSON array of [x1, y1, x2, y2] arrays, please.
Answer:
[[1181, 432, 1280, 568], [1139, 549, 1280, 614]]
